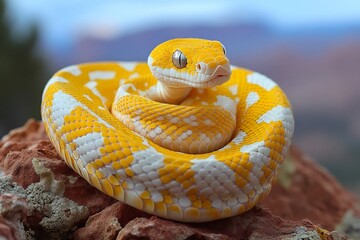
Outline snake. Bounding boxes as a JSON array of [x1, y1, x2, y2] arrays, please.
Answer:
[[41, 38, 294, 222]]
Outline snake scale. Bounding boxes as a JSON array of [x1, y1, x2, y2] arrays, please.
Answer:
[[41, 38, 294, 222]]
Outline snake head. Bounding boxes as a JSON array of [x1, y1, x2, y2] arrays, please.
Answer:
[[148, 38, 231, 88]]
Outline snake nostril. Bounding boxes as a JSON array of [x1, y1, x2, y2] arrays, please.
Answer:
[[196, 62, 208, 73]]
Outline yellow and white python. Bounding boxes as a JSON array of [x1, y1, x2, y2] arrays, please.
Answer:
[[41, 38, 294, 222]]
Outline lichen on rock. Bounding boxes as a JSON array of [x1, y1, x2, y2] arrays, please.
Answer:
[[336, 210, 360, 239], [0, 176, 27, 198], [0, 157, 89, 239], [291, 226, 321, 240], [25, 158, 89, 238], [0, 193, 28, 240]]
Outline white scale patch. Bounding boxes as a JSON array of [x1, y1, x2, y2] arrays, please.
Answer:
[[183, 115, 198, 127], [246, 92, 260, 109], [156, 116, 164, 121], [147, 56, 153, 66], [51, 90, 113, 130], [99, 165, 118, 178], [203, 119, 214, 126], [257, 106, 295, 156], [191, 156, 249, 209], [219, 130, 247, 151], [43, 76, 68, 99], [240, 141, 271, 195], [84, 81, 108, 105], [247, 72, 277, 91], [214, 95, 236, 118], [248, 146, 270, 190], [228, 84, 238, 95], [282, 108, 294, 151], [255, 105, 294, 149], [89, 71, 116, 81], [128, 73, 140, 79], [114, 84, 132, 100], [50, 91, 113, 170], [256, 105, 295, 160], [103, 143, 191, 206], [178, 130, 192, 141], [240, 141, 265, 153], [119, 62, 137, 72], [238, 104, 295, 197], [230, 65, 238, 70], [256, 105, 291, 124], [62, 65, 81, 76], [51, 90, 84, 127], [219, 144, 231, 151], [73, 132, 104, 166], [83, 94, 92, 102], [232, 131, 247, 144], [132, 144, 193, 206], [115, 83, 154, 102]]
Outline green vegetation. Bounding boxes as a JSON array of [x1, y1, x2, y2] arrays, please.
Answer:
[[0, 0, 46, 137]]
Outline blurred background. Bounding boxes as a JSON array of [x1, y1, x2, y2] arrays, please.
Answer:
[[0, 0, 359, 195]]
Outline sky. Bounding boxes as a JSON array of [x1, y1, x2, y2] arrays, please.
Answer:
[[5, 0, 360, 50]]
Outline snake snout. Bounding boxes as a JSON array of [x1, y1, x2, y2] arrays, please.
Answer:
[[196, 62, 231, 78], [210, 63, 232, 79], [195, 62, 231, 87]]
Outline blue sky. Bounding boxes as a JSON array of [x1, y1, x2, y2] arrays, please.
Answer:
[[6, 0, 360, 49]]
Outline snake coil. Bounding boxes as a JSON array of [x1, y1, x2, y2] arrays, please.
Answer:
[[41, 38, 294, 222]]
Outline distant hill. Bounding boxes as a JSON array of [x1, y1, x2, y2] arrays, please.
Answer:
[[48, 22, 360, 68], [48, 22, 360, 113]]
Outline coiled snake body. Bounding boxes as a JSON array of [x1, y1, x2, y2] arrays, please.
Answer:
[[41, 38, 294, 222]]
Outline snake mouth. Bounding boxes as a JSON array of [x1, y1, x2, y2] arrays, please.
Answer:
[[206, 65, 232, 84], [199, 73, 231, 88], [193, 65, 232, 87], [151, 65, 232, 88]]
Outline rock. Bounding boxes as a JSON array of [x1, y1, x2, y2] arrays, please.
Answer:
[[0, 160, 89, 239], [336, 211, 360, 239], [0, 120, 117, 216], [0, 119, 358, 239], [73, 202, 150, 240], [116, 208, 321, 240], [0, 120, 116, 239], [0, 194, 28, 240], [0, 120, 117, 213], [116, 208, 348, 240], [26, 158, 89, 239], [75, 203, 347, 240], [261, 147, 360, 231]]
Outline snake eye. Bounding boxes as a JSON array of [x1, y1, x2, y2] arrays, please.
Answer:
[[221, 44, 227, 55], [172, 50, 187, 69]]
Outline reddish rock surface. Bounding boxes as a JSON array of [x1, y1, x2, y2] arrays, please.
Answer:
[[116, 209, 324, 240], [73, 202, 151, 240], [0, 120, 117, 216], [261, 147, 360, 231], [0, 194, 28, 240], [0, 119, 358, 239]]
